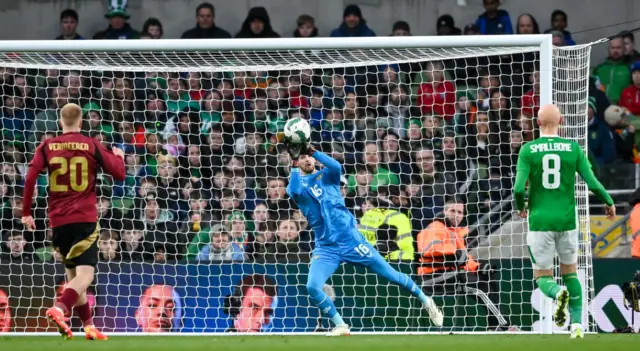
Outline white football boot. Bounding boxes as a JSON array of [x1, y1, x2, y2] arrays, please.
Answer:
[[326, 324, 351, 337], [424, 300, 444, 327]]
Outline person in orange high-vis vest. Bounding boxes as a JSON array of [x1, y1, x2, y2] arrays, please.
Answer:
[[417, 198, 515, 330], [628, 188, 640, 259]]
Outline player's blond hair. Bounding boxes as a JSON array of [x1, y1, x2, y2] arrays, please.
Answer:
[[60, 103, 83, 128]]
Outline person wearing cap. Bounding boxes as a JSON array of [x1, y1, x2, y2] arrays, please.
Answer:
[[391, 21, 411, 36], [603, 105, 638, 163], [357, 195, 414, 262], [587, 97, 617, 165], [196, 223, 245, 262], [330, 4, 376, 37], [619, 62, 640, 117], [436, 15, 461, 36], [93, 0, 139, 40], [474, 0, 513, 35]]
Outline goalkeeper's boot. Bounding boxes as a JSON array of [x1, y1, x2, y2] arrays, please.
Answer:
[[424, 301, 444, 327], [46, 307, 73, 340], [326, 324, 351, 337], [84, 325, 109, 340], [570, 323, 584, 339], [554, 288, 570, 327]]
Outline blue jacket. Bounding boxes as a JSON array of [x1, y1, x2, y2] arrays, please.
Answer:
[[286, 151, 360, 247], [475, 10, 513, 35], [330, 21, 376, 37], [588, 117, 617, 165]]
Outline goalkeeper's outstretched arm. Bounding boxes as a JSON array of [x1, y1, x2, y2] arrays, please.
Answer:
[[312, 150, 342, 185]]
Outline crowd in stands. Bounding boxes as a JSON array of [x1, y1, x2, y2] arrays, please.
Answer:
[[1, 0, 640, 265]]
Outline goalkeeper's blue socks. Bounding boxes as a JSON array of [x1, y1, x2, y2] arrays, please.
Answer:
[[536, 276, 562, 299], [330, 313, 346, 326]]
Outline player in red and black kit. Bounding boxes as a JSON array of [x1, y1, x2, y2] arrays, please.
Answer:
[[21, 103, 125, 340]]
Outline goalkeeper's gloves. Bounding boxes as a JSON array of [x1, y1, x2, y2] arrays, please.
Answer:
[[284, 137, 316, 165]]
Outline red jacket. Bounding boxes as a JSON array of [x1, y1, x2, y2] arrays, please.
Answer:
[[619, 85, 640, 116], [520, 88, 539, 117], [417, 80, 456, 120]]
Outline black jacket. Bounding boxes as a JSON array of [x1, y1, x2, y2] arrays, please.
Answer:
[[93, 23, 139, 40], [181, 25, 231, 39], [235, 7, 280, 38]]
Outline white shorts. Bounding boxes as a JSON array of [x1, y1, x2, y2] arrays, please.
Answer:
[[526, 230, 579, 270]]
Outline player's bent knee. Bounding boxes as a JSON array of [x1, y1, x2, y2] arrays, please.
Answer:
[[306, 281, 323, 297], [534, 267, 554, 278], [559, 263, 577, 275]]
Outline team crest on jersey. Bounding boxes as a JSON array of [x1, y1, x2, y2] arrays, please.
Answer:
[[316, 174, 323, 181]]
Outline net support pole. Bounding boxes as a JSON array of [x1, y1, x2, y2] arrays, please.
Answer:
[[538, 34, 555, 335]]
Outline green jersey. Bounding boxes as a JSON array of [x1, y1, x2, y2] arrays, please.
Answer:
[[514, 135, 613, 232]]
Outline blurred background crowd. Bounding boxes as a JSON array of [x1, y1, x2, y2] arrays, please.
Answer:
[[1, 0, 640, 265]]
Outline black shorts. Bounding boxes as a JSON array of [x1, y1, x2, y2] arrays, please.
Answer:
[[52, 222, 100, 268]]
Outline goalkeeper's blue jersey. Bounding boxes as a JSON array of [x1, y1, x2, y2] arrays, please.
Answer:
[[286, 151, 361, 248]]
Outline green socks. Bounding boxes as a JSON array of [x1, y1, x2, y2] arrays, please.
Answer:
[[562, 273, 583, 324], [536, 276, 561, 299]]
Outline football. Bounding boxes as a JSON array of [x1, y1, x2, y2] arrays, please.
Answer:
[[284, 117, 311, 144]]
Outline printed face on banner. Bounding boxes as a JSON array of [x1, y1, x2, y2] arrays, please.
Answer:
[[233, 287, 274, 332], [0, 289, 11, 332], [135, 285, 179, 332]]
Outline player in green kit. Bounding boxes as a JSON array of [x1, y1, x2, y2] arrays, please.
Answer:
[[514, 104, 615, 339]]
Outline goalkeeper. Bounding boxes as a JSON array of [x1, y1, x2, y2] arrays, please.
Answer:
[[285, 139, 443, 336], [514, 104, 615, 339]]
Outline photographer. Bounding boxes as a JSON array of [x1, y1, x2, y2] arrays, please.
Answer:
[[417, 197, 516, 330]]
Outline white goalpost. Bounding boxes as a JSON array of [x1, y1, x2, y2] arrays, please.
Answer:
[[0, 35, 594, 335]]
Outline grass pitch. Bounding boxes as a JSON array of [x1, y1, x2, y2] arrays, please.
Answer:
[[0, 334, 636, 351]]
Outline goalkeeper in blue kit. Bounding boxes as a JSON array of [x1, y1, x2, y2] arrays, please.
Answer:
[[284, 140, 443, 336]]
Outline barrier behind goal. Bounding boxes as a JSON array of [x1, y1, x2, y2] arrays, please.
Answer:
[[0, 36, 592, 334]]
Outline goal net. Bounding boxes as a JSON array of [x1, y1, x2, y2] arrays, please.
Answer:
[[0, 36, 593, 334]]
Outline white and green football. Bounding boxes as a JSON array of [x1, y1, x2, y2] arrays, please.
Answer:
[[284, 117, 311, 144]]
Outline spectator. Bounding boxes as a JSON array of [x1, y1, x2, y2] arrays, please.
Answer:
[[141, 17, 163, 39], [380, 131, 412, 183], [29, 86, 69, 148], [155, 154, 181, 211], [413, 148, 456, 222], [120, 219, 151, 261], [550, 30, 566, 46], [263, 218, 309, 263], [417, 198, 514, 330], [226, 211, 249, 248], [347, 142, 400, 194], [521, 70, 540, 117], [476, 69, 500, 110], [391, 21, 411, 36], [56, 9, 84, 40], [463, 23, 479, 35], [93, 1, 139, 39], [264, 177, 292, 217], [385, 85, 419, 139], [544, 10, 576, 46], [620, 61, 640, 116], [164, 74, 200, 114], [1, 94, 34, 143], [236, 7, 280, 38], [417, 61, 457, 121], [135, 193, 180, 260], [358, 196, 414, 261], [294, 14, 318, 37], [1, 231, 32, 263], [515, 14, 540, 35], [466, 112, 498, 169], [330, 4, 376, 37], [437, 132, 469, 189], [587, 97, 617, 165], [1, 187, 44, 242], [98, 230, 120, 262], [622, 31, 640, 63], [181, 2, 231, 39], [179, 189, 213, 235], [603, 105, 638, 163], [97, 190, 123, 231], [196, 224, 245, 262], [436, 15, 461, 36], [475, 0, 513, 35], [593, 36, 631, 104]]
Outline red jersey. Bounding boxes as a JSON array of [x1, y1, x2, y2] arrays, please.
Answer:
[[23, 132, 126, 228], [416, 80, 456, 120], [520, 88, 540, 117], [619, 85, 640, 116]]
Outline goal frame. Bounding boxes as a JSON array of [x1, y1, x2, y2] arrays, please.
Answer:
[[0, 35, 569, 335]]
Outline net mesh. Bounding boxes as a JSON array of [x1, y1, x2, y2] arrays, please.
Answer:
[[0, 43, 592, 333]]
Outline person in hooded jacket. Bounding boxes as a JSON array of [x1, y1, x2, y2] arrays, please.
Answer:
[[236, 7, 280, 38], [330, 4, 376, 37]]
